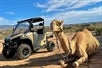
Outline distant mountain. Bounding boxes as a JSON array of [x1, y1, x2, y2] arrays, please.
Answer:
[[64, 21, 102, 26], [0, 21, 102, 30], [0, 25, 14, 30]]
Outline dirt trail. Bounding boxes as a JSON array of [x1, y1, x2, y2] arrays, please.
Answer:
[[0, 36, 102, 68]]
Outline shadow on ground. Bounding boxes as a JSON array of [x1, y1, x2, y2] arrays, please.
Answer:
[[0, 53, 61, 68]]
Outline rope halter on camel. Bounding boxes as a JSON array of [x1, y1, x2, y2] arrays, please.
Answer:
[[54, 31, 71, 61]]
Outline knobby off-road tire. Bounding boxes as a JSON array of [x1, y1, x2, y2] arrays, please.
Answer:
[[46, 41, 55, 52], [17, 44, 31, 59], [2, 48, 16, 59]]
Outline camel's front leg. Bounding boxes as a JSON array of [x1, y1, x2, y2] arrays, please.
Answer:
[[73, 47, 88, 67]]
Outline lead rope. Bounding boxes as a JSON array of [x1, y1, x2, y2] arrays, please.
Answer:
[[54, 32, 69, 61]]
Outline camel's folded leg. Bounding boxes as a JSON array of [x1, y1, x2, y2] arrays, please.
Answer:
[[73, 47, 88, 67]]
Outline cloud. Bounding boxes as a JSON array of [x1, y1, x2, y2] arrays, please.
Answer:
[[70, 0, 102, 9], [0, 17, 17, 25], [36, 3, 47, 8], [41, 6, 102, 25], [0, 17, 37, 25], [0, 6, 102, 25], [36, 0, 102, 12], [5, 12, 15, 15]]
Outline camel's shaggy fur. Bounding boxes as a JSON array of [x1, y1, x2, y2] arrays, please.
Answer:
[[50, 20, 100, 67]]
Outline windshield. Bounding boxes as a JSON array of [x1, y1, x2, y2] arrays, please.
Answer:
[[12, 22, 30, 34]]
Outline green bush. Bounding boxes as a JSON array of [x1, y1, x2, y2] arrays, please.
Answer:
[[95, 27, 102, 36], [87, 25, 95, 31]]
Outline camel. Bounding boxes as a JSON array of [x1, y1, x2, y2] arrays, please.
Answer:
[[50, 20, 100, 67]]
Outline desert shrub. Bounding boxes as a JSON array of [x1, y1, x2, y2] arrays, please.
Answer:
[[75, 27, 83, 32], [63, 26, 72, 30], [45, 26, 51, 32], [95, 27, 102, 36], [86, 24, 95, 31], [75, 24, 95, 32], [0, 29, 12, 39]]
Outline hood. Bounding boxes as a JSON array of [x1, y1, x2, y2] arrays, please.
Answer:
[[5, 33, 23, 42]]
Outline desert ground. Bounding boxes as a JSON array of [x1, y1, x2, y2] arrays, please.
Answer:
[[0, 34, 102, 68]]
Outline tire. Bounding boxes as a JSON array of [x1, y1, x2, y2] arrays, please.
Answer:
[[2, 48, 16, 59], [46, 41, 55, 52], [17, 44, 31, 59]]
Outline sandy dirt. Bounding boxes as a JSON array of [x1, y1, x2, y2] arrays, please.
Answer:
[[0, 35, 102, 68]]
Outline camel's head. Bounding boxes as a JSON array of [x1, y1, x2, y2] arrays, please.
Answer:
[[50, 20, 63, 32]]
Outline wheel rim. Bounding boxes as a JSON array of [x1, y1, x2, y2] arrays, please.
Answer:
[[22, 48, 29, 56], [49, 42, 55, 50]]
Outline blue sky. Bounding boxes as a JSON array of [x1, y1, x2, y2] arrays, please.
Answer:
[[0, 0, 102, 25]]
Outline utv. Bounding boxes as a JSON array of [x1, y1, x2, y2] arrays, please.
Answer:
[[2, 17, 55, 59]]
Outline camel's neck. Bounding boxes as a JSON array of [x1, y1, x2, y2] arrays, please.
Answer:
[[55, 31, 76, 55], [55, 31, 71, 54], [56, 31, 65, 38]]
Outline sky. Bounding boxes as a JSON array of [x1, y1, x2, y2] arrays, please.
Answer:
[[0, 0, 102, 25]]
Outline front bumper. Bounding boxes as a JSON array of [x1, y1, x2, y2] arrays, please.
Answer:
[[3, 42, 17, 49]]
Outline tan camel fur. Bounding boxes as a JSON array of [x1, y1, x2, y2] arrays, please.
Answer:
[[50, 20, 100, 67]]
